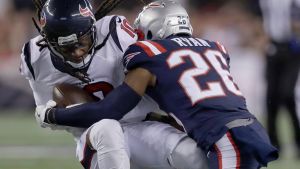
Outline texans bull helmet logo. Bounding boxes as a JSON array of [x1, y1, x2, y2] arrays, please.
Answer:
[[40, 11, 46, 27], [79, 4, 94, 18]]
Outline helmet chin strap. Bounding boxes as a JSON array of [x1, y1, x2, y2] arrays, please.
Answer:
[[50, 50, 92, 83], [48, 43, 94, 83], [66, 54, 92, 69]]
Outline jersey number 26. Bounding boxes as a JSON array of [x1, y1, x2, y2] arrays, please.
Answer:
[[167, 49, 242, 105]]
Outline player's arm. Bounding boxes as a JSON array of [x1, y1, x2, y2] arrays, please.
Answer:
[[127, 69, 184, 131], [124, 68, 156, 95], [20, 37, 54, 106], [46, 68, 155, 128]]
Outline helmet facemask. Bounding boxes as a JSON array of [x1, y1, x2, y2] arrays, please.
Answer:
[[47, 26, 97, 70]]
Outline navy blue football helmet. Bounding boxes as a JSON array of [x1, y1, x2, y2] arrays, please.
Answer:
[[39, 0, 96, 70]]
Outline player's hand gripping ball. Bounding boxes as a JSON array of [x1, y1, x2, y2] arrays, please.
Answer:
[[53, 83, 97, 108]]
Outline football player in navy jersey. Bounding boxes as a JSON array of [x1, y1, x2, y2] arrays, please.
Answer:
[[36, 0, 278, 168]]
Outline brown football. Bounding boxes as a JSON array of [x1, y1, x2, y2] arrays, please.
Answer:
[[53, 83, 97, 108]]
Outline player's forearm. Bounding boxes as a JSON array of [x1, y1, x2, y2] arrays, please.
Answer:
[[47, 83, 142, 128]]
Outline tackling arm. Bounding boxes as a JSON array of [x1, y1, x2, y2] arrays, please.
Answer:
[[47, 68, 154, 128]]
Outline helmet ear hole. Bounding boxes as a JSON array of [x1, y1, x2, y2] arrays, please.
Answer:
[[147, 31, 153, 40]]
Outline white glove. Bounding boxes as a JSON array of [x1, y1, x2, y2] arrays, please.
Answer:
[[35, 100, 57, 129], [35, 100, 76, 131]]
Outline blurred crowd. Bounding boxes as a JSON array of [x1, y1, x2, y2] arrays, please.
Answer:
[[0, 0, 298, 116]]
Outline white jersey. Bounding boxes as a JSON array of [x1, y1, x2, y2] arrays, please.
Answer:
[[20, 15, 160, 137]]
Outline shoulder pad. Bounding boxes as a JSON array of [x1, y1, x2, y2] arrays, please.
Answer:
[[210, 41, 230, 65], [214, 41, 228, 55], [95, 15, 137, 52], [20, 36, 48, 80], [131, 40, 167, 57], [95, 15, 116, 36], [123, 40, 166, 71]]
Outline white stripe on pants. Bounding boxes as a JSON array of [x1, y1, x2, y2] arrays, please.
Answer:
[[214, 132, 240, 169]]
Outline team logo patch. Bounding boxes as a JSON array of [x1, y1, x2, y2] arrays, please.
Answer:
[[40, 11, 46, 27], [124, 52, 141, 66], [79, 4, 93, 17]]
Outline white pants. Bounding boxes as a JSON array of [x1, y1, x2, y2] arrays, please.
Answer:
[[76, 120, 207, 169]]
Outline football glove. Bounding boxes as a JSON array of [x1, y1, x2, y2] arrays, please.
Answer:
[[35, 100, 57, 129]]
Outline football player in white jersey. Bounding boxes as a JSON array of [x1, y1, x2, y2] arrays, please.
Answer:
[[20, 0, 207, 169]]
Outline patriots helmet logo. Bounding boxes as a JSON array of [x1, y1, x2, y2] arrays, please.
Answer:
[[145, 2, 165, 10]]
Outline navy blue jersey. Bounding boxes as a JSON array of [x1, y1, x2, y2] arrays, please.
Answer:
[[123, 35, 254, 150]]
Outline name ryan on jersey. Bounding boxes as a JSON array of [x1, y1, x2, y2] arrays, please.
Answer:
[[171, 37, 211, 47]]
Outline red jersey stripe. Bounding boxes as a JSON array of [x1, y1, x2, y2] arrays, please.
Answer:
[[148, 41, 167, 53], [214, 144, 223, 169], [136, 42, 155, 57], [227, 132, 241, 169]]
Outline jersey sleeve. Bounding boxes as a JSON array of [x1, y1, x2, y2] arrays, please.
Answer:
[[95, 15, 137, 52], [20, 36, 53, 106], [19, 36, 45, 81], [115, 16, 137, 51], [29, 80, 53, 106], [123, 40, 167, 72], [20, 40, 35, 80], [212, 41, 231, 67]]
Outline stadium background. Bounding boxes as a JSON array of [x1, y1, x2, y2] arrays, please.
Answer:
[[0, 0, 299, 168]]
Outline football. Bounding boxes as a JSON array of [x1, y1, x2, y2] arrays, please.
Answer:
[[53, 83, 97, 108]]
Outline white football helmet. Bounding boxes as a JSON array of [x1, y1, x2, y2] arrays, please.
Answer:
[[134, 0, 193, 40]]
